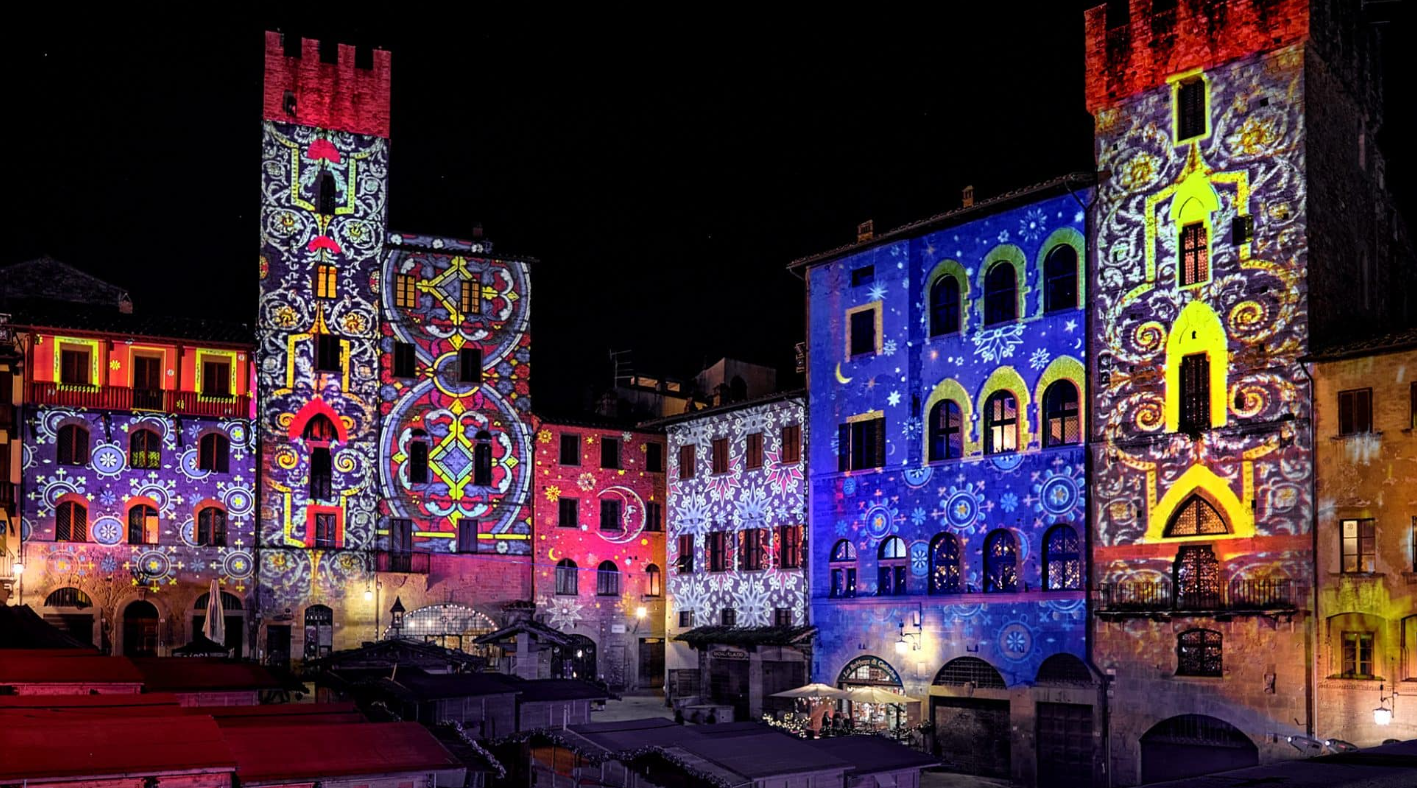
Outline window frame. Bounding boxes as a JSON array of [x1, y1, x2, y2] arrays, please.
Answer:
[[315, 333, 343, 373], [558, 497, 578, 528], [395, 274, 418, 309], [1338, 388, 1374, 436], [929, 274, 962, 337], [645, 564, 662, 598], [839, 416, 886, 472], [57, 423, 90, 466], [1341, 518, 1377, 574], [55, 500, 87, 542], [409, 437, 430, 484], [128, 503, 158, 545], [646, 442, 664, 473], [929, 533, 962, 595], [312, 512, 338, 549], [829, 539, 858, 599], [745, 432, 764, 470], [1175, 76, 1208, 143], [711, 438, 729, 475], [1043, 244, 1079, 314], [393, 341, 416, 378], [556, 559, 579, 596], [559, 434, 581, 466], [460, 277, 480, 315], [645, 501, 663, 532], [1042, 524, 1082, 591], [1042, 381, 1081, 448], [197, 506, 227, 547], [928, 399, 963, 462], [201, 359, 232, 399], [198, 432, 230, 474], [780, 424, 802, 464], [601, 436, 621, 470], [983, 262, 1018, 326], [1341, 631, 1375, 679], [676, 534, 695, 574], [707, 531, 728, 573], [678, 445, 695, 480], [983, 529, 1019, 593], [459, 347, 483, 385], [315, 264, 338, 300], [846, 303, 881, 358], [600, 498, 623, 532], [877, 536, 908, 596], [1178, 352, 1210, 433], [129, 428, 162, 470], [596, 561, 621, 597], [983, 391, 1019, 455], [1179, 222, 1209, 287], [1176, 628, 1223, 677], [59, 347, 93, 388]]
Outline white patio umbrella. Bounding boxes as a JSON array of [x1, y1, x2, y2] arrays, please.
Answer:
[[202, 579, 225, 646], [771, 683, 851, 701], [844, 685, 920, 704]]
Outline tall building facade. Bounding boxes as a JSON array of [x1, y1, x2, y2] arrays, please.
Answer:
[[1085, 0, 1411, 783], [793, 183, 1096, 786], [531, 418, 666, 689]]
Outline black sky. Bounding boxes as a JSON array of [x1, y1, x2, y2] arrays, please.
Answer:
[[5, 10, 1412, 414]]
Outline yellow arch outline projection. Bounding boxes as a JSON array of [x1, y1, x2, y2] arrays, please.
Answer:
[[979, 245, 1029, 323], [925, 259, 972, 337], [1144, 464, 1254, 543], [977, 366, 1031, 450], [1035, 227, 1086, 315], [1169, 162, 1221, 290], [1164, 300, 1229, 432], [922, 377, 979, 457], [1034, 355, 1086, 441]]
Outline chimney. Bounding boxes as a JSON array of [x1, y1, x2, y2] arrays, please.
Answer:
[[857, 220, 874, 243], [472, 223, 484, 239], [962, 186, 975, 208]]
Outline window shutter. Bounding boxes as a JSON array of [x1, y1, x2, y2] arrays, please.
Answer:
[[873, 418, 886, 467], [837, 425, 850, 472]]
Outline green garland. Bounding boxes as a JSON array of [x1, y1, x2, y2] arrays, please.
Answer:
[[441, 721, 509, 780]]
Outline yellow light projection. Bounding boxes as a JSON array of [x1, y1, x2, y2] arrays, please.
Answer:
[[1163, 300, 1229, 432], [922, 377, 979, 456], [1143, 464, 1255, 543]]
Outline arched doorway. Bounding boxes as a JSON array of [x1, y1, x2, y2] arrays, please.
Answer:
[[1034, 654, 1096, 788], [553, 634, 598, 681], [43, 587, 96, 647], [837, 656, 906, 733], [193, 591, 246, 657], [394, 603, 497, 658], [931, 657, 1010, 778], [1140, 714, 1257, 784], [123, 600, 160, 657]]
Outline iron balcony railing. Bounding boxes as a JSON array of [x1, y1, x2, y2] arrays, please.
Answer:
[[1099, 578, 1301, 614], [29, 382, 249, 419], [376, 551, 431, 574]]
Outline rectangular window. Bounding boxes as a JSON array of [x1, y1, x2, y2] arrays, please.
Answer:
[[838, 417, 886, 472], [390, 518, 413, 554], [457, 520, 477, 553], [310, 448, 333, 501], [313, 512, 337, 548], [461, 279, 479, 315], [678, 445, 695, 480], [721, 608, 737, 627], [558, 497, 578, 528], [1339, 388, 1373, 436], [1342, 631, 1375, 678], [740, 528, 765, 571], [781, 424, 801, 464], [1178, 353, 1210, 432], [315, 334, 342, 373], [395, 274, 418, 309], [202, 360, 232, 398], [1179, 222, 1209, 285], [849, 308, 877, 357], [60, 348, 91, 387], [676, 534, 694, 574], [711, 438, 728, 474], [678, 610, 694, 628], [600, 499, 622, 531], [1341, 518, 1376, 573], [645, 502, 663, 532], [559, 434, 581, 466], [831, 567, 858, 598], [132, 355, 162, 408], [601, 437, 621, 469], [745, 432, 763, 470], [774, 608, 793, 627], [851, 266, 874, 288], [1231, 215, 1254, 246], [315, 265, 338, 299], [409, 440, 429, 484], [708, 531, 728, 573], [393, 342, 416, 378], [646, 442, 664, 473], [1177, 77, 1206, 141], [1411, 383, 1416, 430], [459, 347, 482, 384], [778, 525, 803, 569]]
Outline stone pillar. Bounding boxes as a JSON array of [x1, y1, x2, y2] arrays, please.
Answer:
[[748, 650, 764, 720]]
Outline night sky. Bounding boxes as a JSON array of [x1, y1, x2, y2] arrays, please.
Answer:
[[5, 10, 1412, 413]]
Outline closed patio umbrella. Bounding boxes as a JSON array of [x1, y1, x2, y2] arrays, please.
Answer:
[[202, 579, 225, 646]]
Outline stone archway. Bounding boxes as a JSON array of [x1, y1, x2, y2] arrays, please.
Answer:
[[122, 600, 160, 657], [1140, 714, 1257, 784]]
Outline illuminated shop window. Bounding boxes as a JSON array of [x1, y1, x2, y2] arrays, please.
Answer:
[[316, 170, 337, 215], [460, 279, 479, 315], [315, 264, 338, 299], [198, 433, 230, 473], [848, 306, 879, 358], [600, 498, 622, 531], [393, 342, 416, 378], [711, 438, 728, 474], [984, 530, 1018, 592], [409, 431, 429, 484], [57, 424, 90, 466], [774, 608, 793, 627], [740, 528, 767, 571], [1176, 77, 1207, 142], [646, 564, 662, 597], [1341, 631, 1375, 678], [1043, 524, 1082, 590], [929, 533, 962, 595], [1341, 519, 1376, 573], [678, 445, 696, 479], [473, 430, 493, 487], [676, 534, 695, 574], [983, 392, 1018, 455], [60, 347, 92, 387], [983, 263, 1018, 325], [1179, 223, 1208, 286], [202, 360, 232, 398], [315, 334, 342, 373], [558, 498, 578, 528], [1043, 245, 1078, 313], [129, 428, 162, 470], [830, 539, 858, 598], [721, 607, 737, 627], [1042, 381, 1081, 447], [560, 434, 580, 465], [877, 536, 907, 596], [304, 605, 333, 659], [127, 504, 158, 545], [1173, 545, 1221, 609], [601, 436, 621, 470], [1338, 388, 1373, 435], [197, 506, 227, 547], [707, 531, 728, 573], [930, 275, 962, 336], [838, 417, 885, 471], [310, 448, 333, 501], [1178, 353, 1210, 432], [56, 501, 87, 542], [395, 274, 417, 309], [556, 559, 579, 596], [781, 424, 802, 464], [646, 502, 663, 532], [777, 525, 803, 569], [1176, 629, 1222, 677], [745, 432, 764, 470], [646, 442, 664, 472], [459, 347, 482, 384], [928, 400, 963, 461], [1165, 495, 1228, 537], [596, 561, 620, 596]]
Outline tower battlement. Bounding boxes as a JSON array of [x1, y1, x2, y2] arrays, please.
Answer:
[[262, 31, 392, 138], [1083, 0, 1309, 112]]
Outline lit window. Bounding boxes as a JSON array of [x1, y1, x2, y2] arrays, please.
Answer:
[[129, 429, 161, 470], [829, 539, 857, 598], [1165, 495, 1228, 537], [395, 274, 417, 309], [315, 264, 338, 299], [929, 533, 961, 594], [1179, 222, 1208, 285], [1042, 381, 1080, 447], [127, 504, 158, 545], [928, 400, 963, 461], [1177, 629, 1222, 676], [1043, 524, 1082, 590], [983, 392, 1018, 454], [646, 564, 662, 597], [984, 530, 1018, 592], [461, 279, 479, 315], [1341, 631, 1374, 678], [1174, 545, 1221, 609], [1341, 518, 1376, 573]]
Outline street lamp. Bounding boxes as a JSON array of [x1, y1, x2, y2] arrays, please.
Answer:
[[1375, 683, 1399, 726], [11, 562, 23, 606], [636, 606, 647, 620]]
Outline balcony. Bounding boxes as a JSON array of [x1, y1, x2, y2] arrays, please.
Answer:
[[1098, 578, 1302, 618], [376, 551, 431, 574], [29, 382, 249, 419]]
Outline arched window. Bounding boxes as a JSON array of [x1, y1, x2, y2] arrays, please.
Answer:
[[929, 533, 961, 594], [928, 400, 963, 462], [1043, 245, 1078, 313], [409, 429, 430, 484], [127, 503, 158, 545], [1174, 545, 1221, 610], [1042, 381, 1080, 447], [197, 506, 227, 547], [57, 424, 89, 466], [473, 430, 493, 487], [304, 605, 333, 659], [646, 564, 662, 597], [129, 428, 161, 470], [984, 529, 1018, 592], [878, 537, 907, 596], [198, 433, 230, 473], [983, 391, 1018, 454], [1176, 628, 1222, 676], [1043, 524, 1081, 590], [56, 500, 87, 542], [194, 591, 243, 611], [316, 170, 337, 216], [45, 587, 93, 609], [830, 540, 857, 599], [597, 560, 621, 596], [984, 263, 1017, 325], [303, 415, 337, 443], [1165, 495, 1228, 537], [930, 275, 961, 336], [556, 559, 579, 596]]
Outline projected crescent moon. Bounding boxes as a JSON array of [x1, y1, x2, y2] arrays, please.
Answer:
[[835, 362, 853, 385], [597, 485, 646, 544], [548, 547, 560, 562]]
